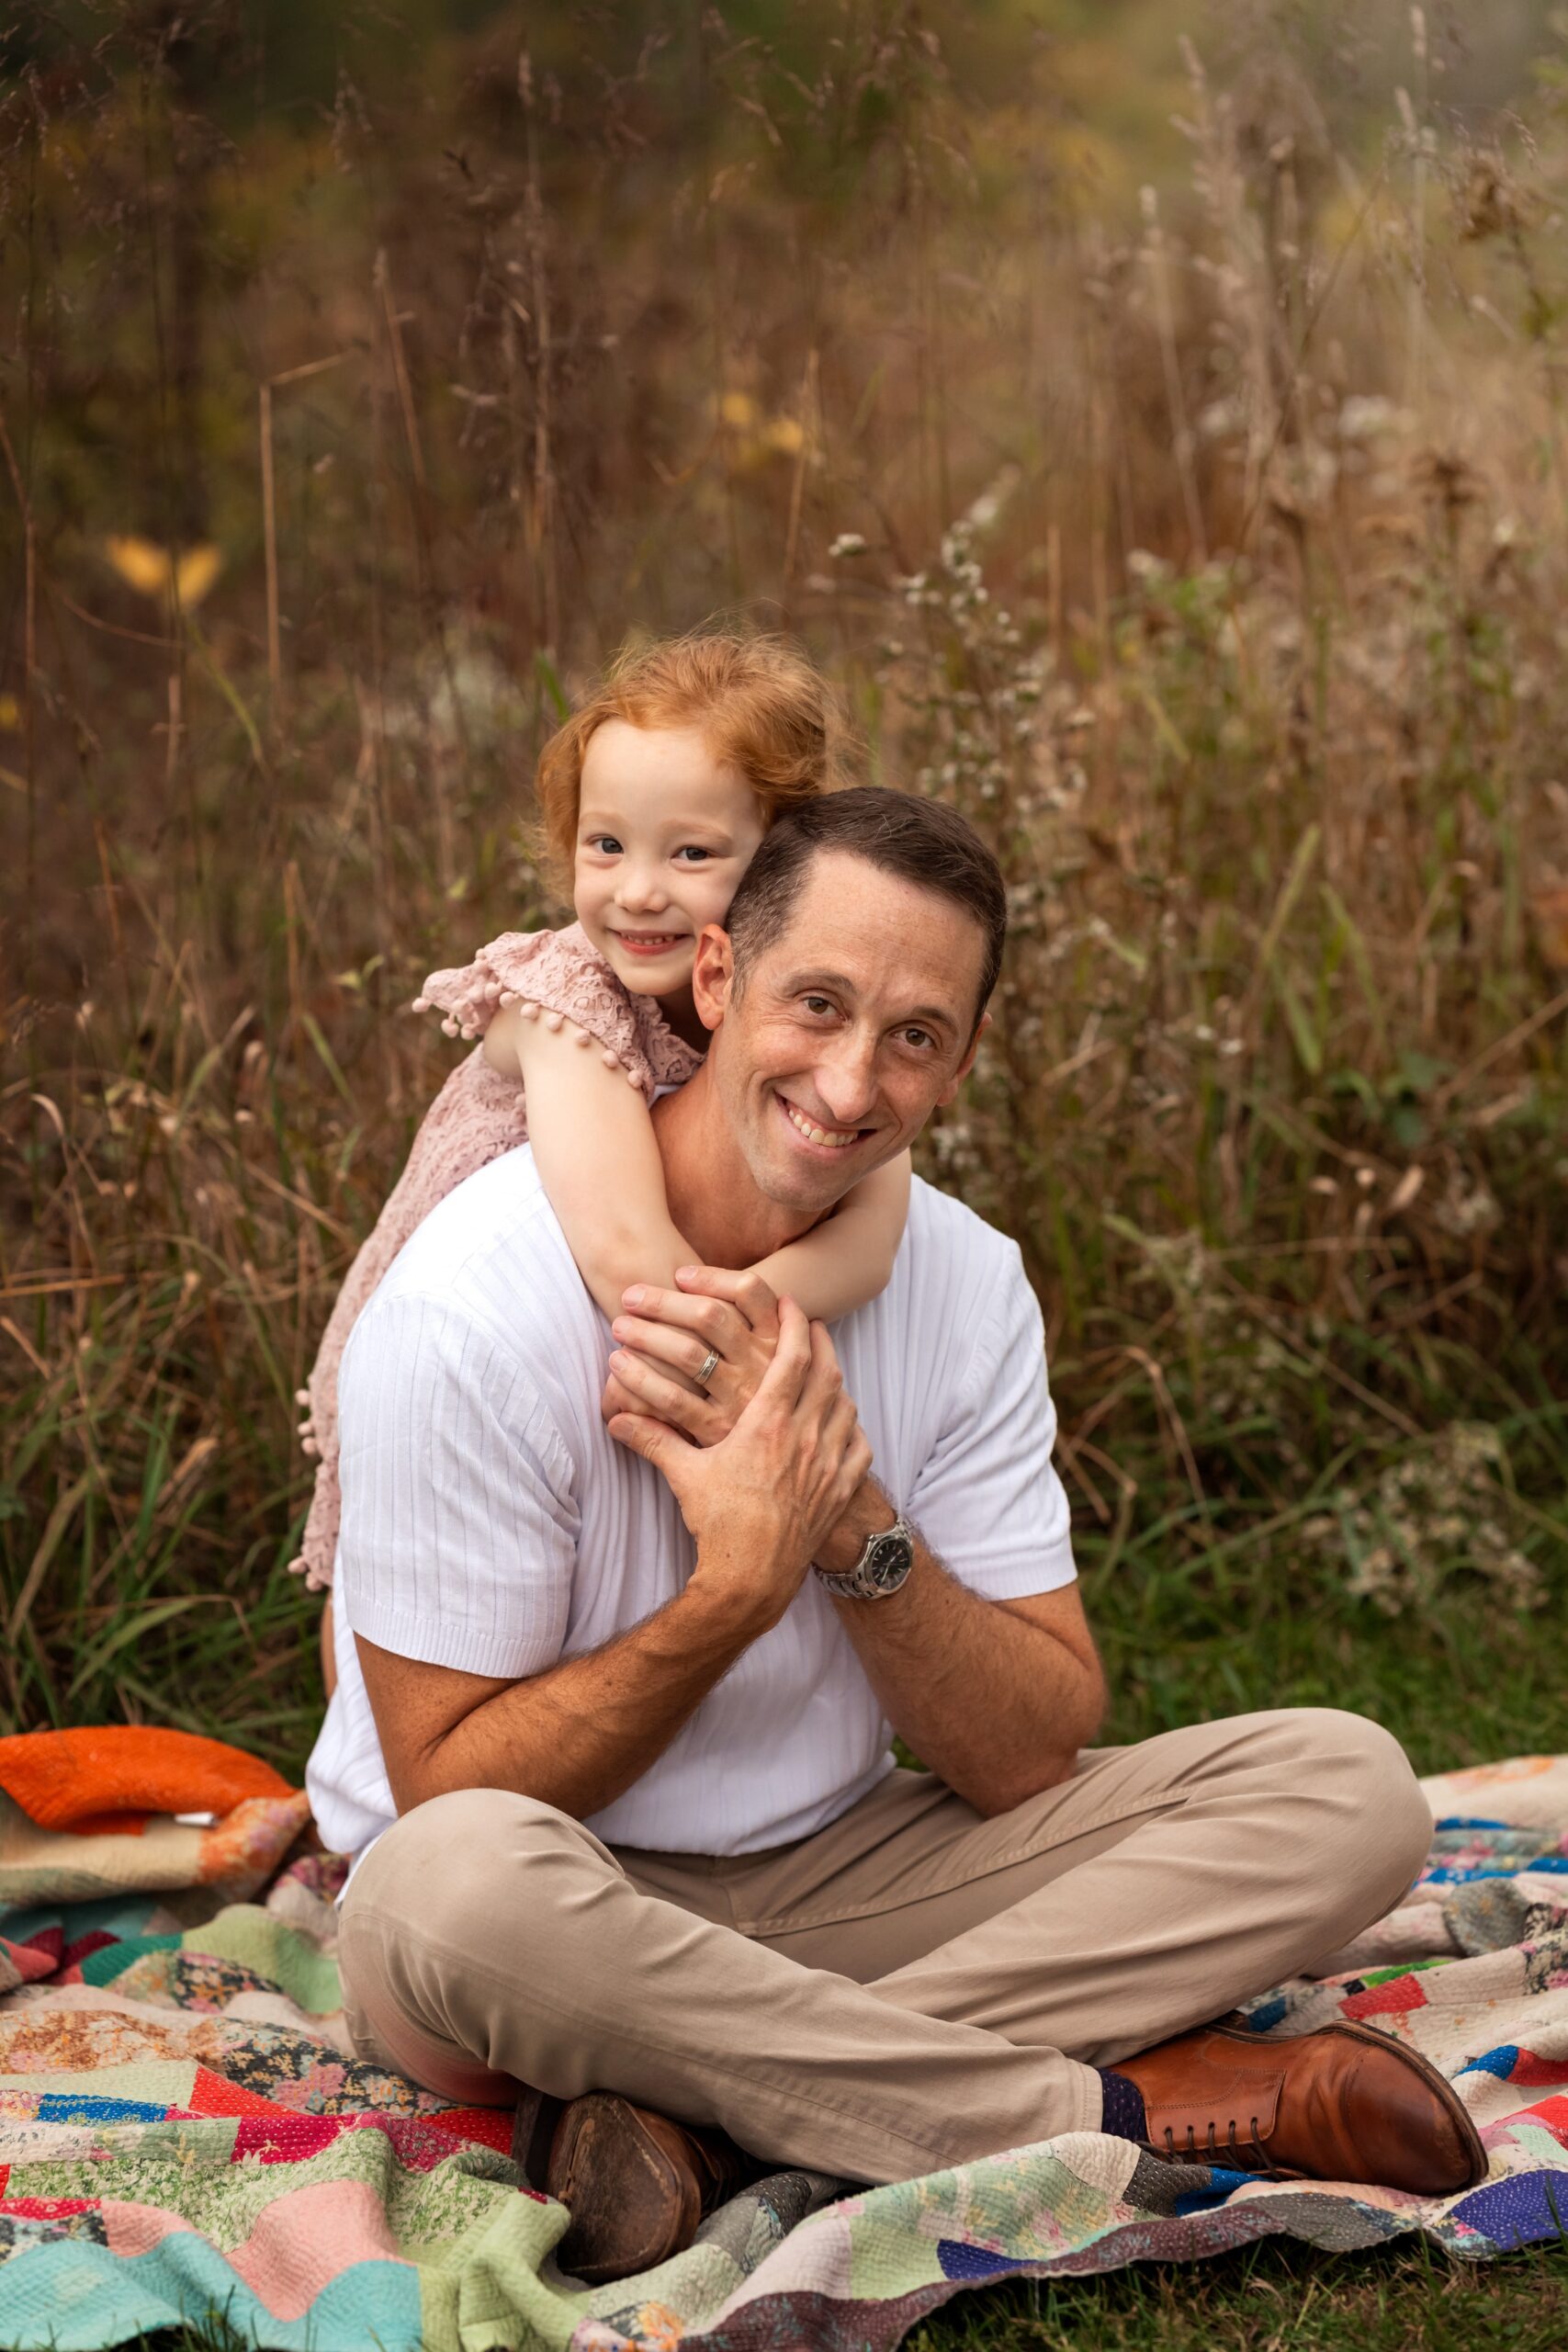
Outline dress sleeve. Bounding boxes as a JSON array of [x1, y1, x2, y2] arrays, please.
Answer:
[[413, 922, 653, 1086], [415, 922, 663, 1096]]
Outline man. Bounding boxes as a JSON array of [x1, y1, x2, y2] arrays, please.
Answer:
[[307, 788, 1483, 2285]]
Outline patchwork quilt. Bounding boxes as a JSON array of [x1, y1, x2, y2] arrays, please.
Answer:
[[0, 1734, 1562, 2352]]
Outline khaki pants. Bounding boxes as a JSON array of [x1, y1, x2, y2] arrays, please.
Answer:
[[338, 1707, 1429, 2187]]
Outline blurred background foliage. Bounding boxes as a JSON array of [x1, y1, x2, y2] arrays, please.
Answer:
[[1, 0, 1566, 1770]]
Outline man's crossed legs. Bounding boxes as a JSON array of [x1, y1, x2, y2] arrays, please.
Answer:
[[339, 1709, 1483, 2271]]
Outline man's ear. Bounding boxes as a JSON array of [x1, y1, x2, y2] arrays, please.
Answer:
[[935, 1008, 989, 1107], [691, 925, 735, 1033]]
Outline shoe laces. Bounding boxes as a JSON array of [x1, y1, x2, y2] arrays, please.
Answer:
[[1159, 2115, 1282, 2177]]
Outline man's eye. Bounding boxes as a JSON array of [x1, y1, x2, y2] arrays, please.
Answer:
[[803, 995, 835, 1017], [902, 1027, 936, 1050]]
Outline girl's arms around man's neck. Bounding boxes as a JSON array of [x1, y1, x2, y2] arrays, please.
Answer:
[[487, 1001, 909, 1326]]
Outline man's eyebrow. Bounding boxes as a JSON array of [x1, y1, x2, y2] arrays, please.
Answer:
[[782, 969, 961, 1032], [897, 1004, 961, 1033]]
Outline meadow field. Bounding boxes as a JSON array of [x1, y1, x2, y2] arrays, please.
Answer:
[[2, 3, 1566, 2344]]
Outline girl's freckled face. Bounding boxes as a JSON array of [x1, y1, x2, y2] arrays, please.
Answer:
[[573, 720, 766, 998]]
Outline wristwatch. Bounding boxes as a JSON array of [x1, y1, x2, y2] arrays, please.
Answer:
[[815, 1514, 916, 1600]]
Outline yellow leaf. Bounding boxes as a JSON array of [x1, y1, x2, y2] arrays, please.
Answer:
[[719, 391, 758, 428], [0, 692, 18, 729], [764, 417, 805, 455], [174, 544, 222, 608], [105, 535, 172, 597]]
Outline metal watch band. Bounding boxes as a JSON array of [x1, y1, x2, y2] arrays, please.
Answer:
[[814, 1513, 916, 1600]]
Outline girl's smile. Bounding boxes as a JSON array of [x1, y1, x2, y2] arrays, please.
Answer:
[[610, 927, 693, 956]]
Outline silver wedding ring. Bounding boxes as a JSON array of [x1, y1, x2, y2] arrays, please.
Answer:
[[694, 1344, 721, 1392]]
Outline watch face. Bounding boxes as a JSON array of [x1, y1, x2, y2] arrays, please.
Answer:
[[868, 1530, 914, 1590]]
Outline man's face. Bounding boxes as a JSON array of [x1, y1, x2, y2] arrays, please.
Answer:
[[694, 849, 989, 1219]]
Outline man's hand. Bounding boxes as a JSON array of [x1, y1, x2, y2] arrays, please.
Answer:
[[609, 1296, 872, 1635], [609, 1264, 897, 1582], [603, 1264, 781, 1440]]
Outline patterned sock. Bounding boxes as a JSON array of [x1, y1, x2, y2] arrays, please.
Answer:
[[1095, 2068, 1148, 2143]]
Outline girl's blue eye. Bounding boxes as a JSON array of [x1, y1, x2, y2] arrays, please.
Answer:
[[673, 846, 713, 864], [590, 835, 623, 856]]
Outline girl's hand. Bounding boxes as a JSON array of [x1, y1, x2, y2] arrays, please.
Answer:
[[604, 1265, 781, 1443]]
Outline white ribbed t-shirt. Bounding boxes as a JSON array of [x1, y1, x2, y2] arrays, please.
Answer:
[[305, 1148, 1077, 1862]]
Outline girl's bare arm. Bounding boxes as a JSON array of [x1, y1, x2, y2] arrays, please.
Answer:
[[488, 1003, 691, 1323], [750, 1151, 911, 1319]]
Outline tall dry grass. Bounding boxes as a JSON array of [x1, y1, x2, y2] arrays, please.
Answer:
[[2, 4, 1565, 1765]]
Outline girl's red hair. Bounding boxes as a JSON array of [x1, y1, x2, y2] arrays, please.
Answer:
[[534, 628, 854, 883]]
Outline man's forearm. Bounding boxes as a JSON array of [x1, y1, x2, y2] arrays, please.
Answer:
[[817, 1485, 1106, 1816], [382, 1577, 767, 1823]]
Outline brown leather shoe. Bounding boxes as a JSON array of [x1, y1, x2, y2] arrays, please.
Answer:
[[1118, 2021, 1487, 2198], [511, 2086, 565, 2192], [545, 2091, 755, 2284]]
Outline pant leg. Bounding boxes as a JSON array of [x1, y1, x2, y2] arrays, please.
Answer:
[[630, 1708, 1428, 2019], [336, 1786, 1101, 2186], [857, 1709, 1432, 2065], [626, 1763, 1143, 1984]]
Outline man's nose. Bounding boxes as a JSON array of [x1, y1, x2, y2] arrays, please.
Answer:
[[813, 1031, 880, 1127]]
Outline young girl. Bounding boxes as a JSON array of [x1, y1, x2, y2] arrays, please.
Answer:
[[293, 629, 911, 1686]]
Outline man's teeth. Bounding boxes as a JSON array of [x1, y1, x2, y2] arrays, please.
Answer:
[[784, 1101, 857, 1148]]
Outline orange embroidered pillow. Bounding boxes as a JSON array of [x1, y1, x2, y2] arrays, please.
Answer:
[[0, 1727, 295, 1837]]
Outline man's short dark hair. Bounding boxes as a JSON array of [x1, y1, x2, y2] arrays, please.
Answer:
[[724, 786, 1007, 1025]]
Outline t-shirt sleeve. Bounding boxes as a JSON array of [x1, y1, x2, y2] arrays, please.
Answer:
[[908, 1243, 1077, 1600], [334, 1289, 578, 1679]]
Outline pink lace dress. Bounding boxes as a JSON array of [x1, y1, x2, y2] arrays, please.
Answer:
[[289, 922, 703, 1590]]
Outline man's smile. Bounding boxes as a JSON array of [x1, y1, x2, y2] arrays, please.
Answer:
[[775, 1090, 866, 1153]]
